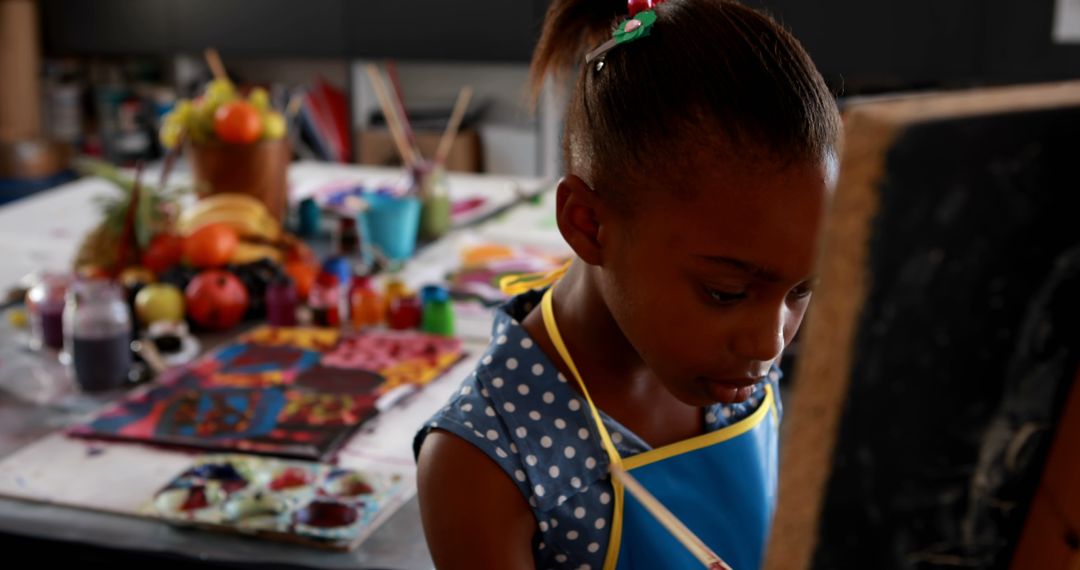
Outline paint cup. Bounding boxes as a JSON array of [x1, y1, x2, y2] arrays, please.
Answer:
[[349, 276, 384, 328], [309, 272, 342, 328], [421, 286, 455, 337], [409, 161, 451, 241], [265, 277, 298, 327], [361, 194, 421, 261], [297, 197, 320, 238], [25, 272, 71, 350], [387, 294, 423, 330]]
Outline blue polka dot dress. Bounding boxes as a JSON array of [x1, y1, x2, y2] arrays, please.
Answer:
[[414, 289, 781, 569]]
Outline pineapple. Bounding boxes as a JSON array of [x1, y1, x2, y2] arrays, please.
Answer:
[[72, 159, 189, 272]]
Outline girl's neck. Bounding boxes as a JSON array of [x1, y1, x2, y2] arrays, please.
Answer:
[[522, 260, 707, 448], [523, 260, 668, 411]]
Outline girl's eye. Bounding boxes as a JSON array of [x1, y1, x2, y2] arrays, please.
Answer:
[[788, 282, 814, 300], [705, 286, 747, 305]]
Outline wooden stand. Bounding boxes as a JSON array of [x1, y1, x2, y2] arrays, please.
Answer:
[[765, 81, 1080, 570]]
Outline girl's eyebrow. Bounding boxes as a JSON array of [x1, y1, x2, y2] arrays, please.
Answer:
[[697, 256, 783, 283]]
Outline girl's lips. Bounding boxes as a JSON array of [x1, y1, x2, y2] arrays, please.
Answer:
[[703, 378, 764, 404]]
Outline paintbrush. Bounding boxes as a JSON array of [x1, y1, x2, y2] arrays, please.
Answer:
[[435, 86, 473, 168], [364, 65, 417, 168], [610, 462, 734, 570], [384, 60, 421, 160]]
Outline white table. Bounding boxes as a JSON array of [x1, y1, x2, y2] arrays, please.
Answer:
[[0, 159, 551, 291], [0, 160, 562, 568]]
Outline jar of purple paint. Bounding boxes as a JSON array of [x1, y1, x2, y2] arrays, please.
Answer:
[[25, 273, 72, 351], [63, 280, 133, 392]]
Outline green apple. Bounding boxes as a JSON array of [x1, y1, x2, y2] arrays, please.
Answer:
[[135, 284, 185, 325]]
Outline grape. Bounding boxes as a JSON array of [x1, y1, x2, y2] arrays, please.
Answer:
[[159, 121, 183, 149], [205, 79, 235, 101], [262, 111, 287, 140], [158, 265, 197, 291], [248, 87, 270, 111], [172, 100, 194, 126]]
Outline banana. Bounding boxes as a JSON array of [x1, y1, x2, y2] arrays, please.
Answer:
[[231, 240, 284, 264], [179, 195, 268, 227], [177, 210, 280, 240], [177, 193, 281, 241], [196, 193, 268, 213]]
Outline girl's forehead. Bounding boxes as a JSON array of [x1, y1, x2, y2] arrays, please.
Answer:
[[642, 156, 829, 217], [634, 159, 829, 274]]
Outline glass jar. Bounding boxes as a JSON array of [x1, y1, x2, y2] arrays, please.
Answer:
[[349, 276, 384, 328], [265, 277, 299, 327], [309, 272, 342, 328], [25, 272, 72, 350], [410, 161, 451, 241], [63, 279, 133, 392], [420, 285, 455, 336]]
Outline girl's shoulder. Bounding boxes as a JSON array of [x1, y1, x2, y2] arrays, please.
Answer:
[[415, 293, 617, 513]]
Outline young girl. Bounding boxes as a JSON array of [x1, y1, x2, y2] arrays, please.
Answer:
[[414, 0, 840, 568]]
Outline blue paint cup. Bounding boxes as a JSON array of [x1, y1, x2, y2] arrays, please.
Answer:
[[361, 194, 421, 261]]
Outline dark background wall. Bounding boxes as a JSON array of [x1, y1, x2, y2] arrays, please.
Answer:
[[40, 0, 1080, 93]]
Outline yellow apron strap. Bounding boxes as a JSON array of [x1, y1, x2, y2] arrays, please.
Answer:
[[499, 259, 573, 296], [540, 287, 624, 469]]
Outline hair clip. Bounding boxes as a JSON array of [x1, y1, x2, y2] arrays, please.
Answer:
[[585, 9, 659, 65], [585, 0, 664, 66]]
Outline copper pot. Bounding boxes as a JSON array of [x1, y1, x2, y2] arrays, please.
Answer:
[[187, 139, 290, 221]]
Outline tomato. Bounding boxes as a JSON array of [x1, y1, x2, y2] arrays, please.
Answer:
[[213, 101, 264, 144], [142, 233, 185, 274]]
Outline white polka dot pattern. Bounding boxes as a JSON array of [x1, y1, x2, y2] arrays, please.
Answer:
[[412, 290, 781, 570]]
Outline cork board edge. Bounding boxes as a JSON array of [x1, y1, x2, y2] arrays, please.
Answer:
[[762, 111, 899, 570]]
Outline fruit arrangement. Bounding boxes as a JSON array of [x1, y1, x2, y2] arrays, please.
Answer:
[[129, 192, 317, 331], [76, 171, 319, 333], [159, 80, 287, 150], [177, 193, 285, 265], [74, 59, 312, 335]]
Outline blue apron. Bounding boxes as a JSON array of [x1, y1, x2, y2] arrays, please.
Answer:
[[541, 287, 779, 570]]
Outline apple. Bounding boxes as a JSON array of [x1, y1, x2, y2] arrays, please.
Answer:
[[134, 283, 185, 325]]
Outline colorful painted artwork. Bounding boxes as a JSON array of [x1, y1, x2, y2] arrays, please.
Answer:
[[71, 327, 463, 460], [446, 243, 570, 307], [148, 454, 409, 550]]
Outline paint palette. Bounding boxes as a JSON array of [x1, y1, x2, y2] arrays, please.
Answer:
[[148, 454, 409, 550]]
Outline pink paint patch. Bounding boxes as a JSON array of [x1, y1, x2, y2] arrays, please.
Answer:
[[624, 19, 642, 32]]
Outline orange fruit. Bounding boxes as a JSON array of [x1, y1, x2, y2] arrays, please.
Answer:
[[213, 101, 264, 144], [284, 261, 318, 301], [184, 223, 239, 268]]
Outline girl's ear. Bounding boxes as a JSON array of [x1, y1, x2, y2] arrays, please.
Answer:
[[555, 175, 605, 266]]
